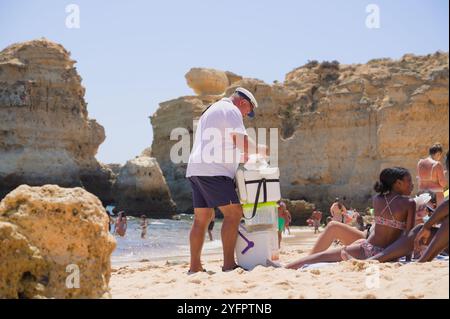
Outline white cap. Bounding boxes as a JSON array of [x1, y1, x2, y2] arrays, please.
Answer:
[[235, 87, 258, 109]]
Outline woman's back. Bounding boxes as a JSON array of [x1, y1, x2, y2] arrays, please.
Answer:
[[370, 194, 414, 248], [417, 158, 442, 190]]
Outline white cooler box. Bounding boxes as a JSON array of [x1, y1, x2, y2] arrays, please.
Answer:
[[236, 167, 281, 205], [235, 224, 280, 270]]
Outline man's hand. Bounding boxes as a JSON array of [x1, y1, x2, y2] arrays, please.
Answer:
[[414, 227, 431, 251]]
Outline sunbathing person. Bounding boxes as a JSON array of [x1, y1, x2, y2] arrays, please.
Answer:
[[286, 167, 415, 269], [369, 152, 449, 262]]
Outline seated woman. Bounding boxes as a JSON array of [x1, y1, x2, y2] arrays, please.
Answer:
[[369, 152, 449, 262], [286, 167, 415, 269]]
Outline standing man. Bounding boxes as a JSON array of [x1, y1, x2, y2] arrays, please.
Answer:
[[186, 87, 267, 273]]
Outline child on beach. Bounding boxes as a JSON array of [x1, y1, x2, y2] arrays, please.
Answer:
[[286, 167, 415, 269], [311, 210, 322, 234], [277, 201, 288, 248], [285, 209, 292, 235], [140, 215, 148, 239]]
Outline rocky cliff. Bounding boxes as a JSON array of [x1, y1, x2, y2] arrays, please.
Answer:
[[0, 39, 114, 203], [151, 53, 449, 211], [0, 39, 176, 217]]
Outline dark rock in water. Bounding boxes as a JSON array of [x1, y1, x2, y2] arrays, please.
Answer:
[[113, 156, 176, 218]]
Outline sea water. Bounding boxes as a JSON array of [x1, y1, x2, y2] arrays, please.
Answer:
[[110, 214, 223, 265]]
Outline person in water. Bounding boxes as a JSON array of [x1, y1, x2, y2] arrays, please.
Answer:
[[286, 167, 415, 269], [417, 143, 447, 205], [114, 211, 128, 237], [140, 215, 148, 239]]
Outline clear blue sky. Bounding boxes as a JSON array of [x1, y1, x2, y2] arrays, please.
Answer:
[[1, 0, 448, 164]]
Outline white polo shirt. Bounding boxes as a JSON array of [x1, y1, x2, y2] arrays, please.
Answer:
[[186, 98, 248, 178]]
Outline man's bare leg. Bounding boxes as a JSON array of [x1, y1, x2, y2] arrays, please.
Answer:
[[418, 217, 449, 262], [217, 203, 242, 271], [189, 207, 214, 273]]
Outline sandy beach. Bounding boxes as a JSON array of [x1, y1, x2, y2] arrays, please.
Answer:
[[110, 227, 449, 299]]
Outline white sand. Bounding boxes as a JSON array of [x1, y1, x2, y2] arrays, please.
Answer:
[[109, 227, 449, 299]]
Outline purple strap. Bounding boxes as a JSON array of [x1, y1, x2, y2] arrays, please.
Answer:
[[238, 230, 254, 254]]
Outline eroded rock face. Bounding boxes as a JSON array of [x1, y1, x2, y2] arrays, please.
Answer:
[[151, 53, 449, 211], [113, 156, 176, 217], [0, 39, 114, 203], [0, 185, 116, 298]]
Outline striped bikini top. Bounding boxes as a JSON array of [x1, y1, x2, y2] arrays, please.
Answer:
[[374, 195, 406, 231]]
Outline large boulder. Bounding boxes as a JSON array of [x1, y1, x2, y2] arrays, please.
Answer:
[[113, 156, 176, 217], [185, 68, 229, 95], [0, 185, 116, 298]]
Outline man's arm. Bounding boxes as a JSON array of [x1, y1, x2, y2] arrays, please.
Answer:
[[231, 133, 267, 159]]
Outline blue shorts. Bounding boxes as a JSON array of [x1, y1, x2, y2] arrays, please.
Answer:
[[188, 176, 240, 208]]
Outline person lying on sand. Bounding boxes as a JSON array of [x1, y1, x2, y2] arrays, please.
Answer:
[[368, 152, 449, 262], [285, 167, 415, 269]]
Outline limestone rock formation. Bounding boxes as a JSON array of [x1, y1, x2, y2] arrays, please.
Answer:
[[113, 155, 176, 217], [0, 39, 114, 203], [0, 185, 116, 298], [151, 53, 449, 212], [185, 67, 230, 95]]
